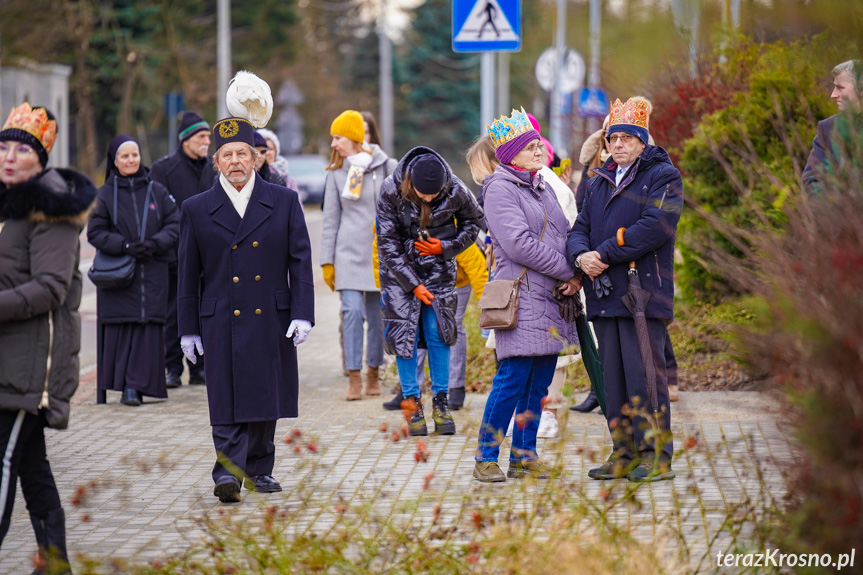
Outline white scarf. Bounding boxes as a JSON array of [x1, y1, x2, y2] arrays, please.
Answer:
[[219, 171, 256, 218], [341, 152, 373, 201]]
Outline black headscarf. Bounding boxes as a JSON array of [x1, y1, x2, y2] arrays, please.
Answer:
[[105, 135, 145, 181]]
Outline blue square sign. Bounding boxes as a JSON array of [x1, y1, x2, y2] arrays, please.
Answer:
[[452, 0, 521, 53]]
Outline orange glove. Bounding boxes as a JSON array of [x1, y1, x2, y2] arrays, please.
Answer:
[[413, 284, 435, 305], [322, 264, 335, 292], [415, 237, 443, 256]]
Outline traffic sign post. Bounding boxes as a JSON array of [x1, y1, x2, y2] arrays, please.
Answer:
[[577, 87, 609, 119], [452, 0, 522, 53]]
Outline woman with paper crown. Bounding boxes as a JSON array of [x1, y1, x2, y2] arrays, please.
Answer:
[[473, 108, 581, 483], [88, 135, 180, 407], [321, 110, 397, 401], [376, 147, 483, 436], [0, 102, 97, 571]]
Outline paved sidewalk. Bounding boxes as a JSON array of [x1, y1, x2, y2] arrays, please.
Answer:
[[0, 255, 794, 573]]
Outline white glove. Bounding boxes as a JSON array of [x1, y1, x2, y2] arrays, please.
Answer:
[[180, 334, 204, 364], [286, 320, 312, 346]]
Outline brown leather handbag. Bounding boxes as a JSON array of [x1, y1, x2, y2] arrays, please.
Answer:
[[478, 207, 548, 331]]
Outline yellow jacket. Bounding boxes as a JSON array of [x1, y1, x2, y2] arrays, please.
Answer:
[[372, 223, 487, 298]]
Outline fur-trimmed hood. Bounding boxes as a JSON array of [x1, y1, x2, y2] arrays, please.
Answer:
[[0, 168, 97, 228]]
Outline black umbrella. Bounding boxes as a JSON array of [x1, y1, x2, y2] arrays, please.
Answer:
[[616, 227, 660, 417], [575, 313, 606, 414]]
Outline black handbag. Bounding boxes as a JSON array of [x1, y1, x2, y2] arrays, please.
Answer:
[[88, 180, 152, 290]]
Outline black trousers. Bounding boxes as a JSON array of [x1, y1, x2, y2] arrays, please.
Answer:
[[211, 420, 277, 483], [165, 263, 204, 379], [594, 317, 674, 461], [0, 410, 62, 549]]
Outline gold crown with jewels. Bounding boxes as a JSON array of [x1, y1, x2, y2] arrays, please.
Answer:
[[2, 102, 57, 155], [608, 98, 650, 131], [486, 107, 534, 149]]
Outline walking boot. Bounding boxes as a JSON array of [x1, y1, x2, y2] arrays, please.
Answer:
[[432, 392, 456, 435], [448, 386, 466, 411], [404, 396, 428, 436], [383, 389, 404, 411], [346, 370, 363, 401], [570, 390, 599, 413], [365, 366, 381, 396], [30, 508, 72, 575]]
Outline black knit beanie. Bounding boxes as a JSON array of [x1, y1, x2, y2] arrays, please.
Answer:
[[409, 155, 447, 195], [178, 111, 209, 143]]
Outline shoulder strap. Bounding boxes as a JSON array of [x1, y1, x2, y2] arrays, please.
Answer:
[[139, 182, 153, 242], [111, 177, 119, 228]]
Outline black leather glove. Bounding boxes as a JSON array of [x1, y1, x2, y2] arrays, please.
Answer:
[[142, 240, 157, 256], [593, 274, 613, 299], [124, 241, 149, 258], [553, 282, 584, 323]]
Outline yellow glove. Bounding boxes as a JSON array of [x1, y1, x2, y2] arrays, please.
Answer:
[[322, 264, 335, 292]]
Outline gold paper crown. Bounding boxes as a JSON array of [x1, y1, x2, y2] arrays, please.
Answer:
[[486, 107, 534, 149], [608, 98, 650, 131], [2, 103, 57, 155]]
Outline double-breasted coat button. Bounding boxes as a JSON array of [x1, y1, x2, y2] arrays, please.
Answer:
[[255, 309, 262, 315], [252, 241, 259, 248], [233, 276, 239, 283], [255, 275, 261, 281], [232, 245, 238, 250], [234, 310, 241, 316]]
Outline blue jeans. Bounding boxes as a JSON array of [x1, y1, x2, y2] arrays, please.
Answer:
[[414, 285, 471, 389], [396, 304, 450, 398], [340, 290, 384, 371], [476, 355, 557, 463]]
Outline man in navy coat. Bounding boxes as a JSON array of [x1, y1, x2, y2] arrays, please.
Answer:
[[567, 97, 683, 483], [177, 117, 314, 503]]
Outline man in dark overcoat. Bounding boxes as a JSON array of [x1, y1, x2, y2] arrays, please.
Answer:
[[567, 97, 683, 483], [150, 111, 214, 388], [802, 59, 862, 194], [177, 117, 314, 503]]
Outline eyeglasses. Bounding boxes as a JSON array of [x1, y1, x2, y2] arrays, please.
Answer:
[[608, 134, 635, 144], [0, 142, 36, 157], [520, 143, 544, 154]]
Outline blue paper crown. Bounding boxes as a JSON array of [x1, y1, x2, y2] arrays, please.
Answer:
[[486, 107, 533, 149]]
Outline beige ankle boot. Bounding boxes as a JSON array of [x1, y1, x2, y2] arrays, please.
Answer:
[[346, 370, 363, 401], [365, 366, 381, 396]]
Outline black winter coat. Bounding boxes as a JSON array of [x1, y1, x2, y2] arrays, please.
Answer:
[[376, 147, 484, 358], [566, 146, 683, 321], [87, 171, 180, 324], [0, 168, 96, 429], [149, 148, 215, 207]]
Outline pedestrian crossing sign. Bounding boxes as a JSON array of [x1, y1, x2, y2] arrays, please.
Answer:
[[452, 0, 521, 53]]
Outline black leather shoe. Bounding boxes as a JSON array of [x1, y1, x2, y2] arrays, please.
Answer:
[[214, 476, 241, 503], [383, 390, 404, 411], [570, 390, 600, 413], [243, 474, 282, 493], [120, 388, 141, 406], [448, 387, 465, 411], [189, 373, 206, 386], [165, 373, 182, 389]]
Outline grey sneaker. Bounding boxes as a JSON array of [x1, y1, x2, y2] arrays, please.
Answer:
[[507, 459, 552, 479], [627, 460, 675, 483], [473, 461, 506, 483], [587, 458, 634, 480]]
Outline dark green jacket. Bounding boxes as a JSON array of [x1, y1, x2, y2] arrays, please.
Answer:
[[0, 168, 96, 428]]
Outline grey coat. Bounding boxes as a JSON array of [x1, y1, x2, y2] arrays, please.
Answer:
[[0, 168, 96, 429], [483, 165, 578, 360], [321, 144, 396, 292]]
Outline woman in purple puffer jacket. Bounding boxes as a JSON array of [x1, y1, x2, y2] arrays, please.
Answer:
[[474, 109, 581, 483]]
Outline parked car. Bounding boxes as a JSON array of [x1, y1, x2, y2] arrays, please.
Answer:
[[285, 155, 327, 205]]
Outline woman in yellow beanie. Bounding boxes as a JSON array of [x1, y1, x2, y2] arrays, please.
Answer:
[[321, 110, 397, 401]]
